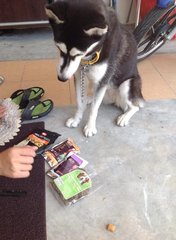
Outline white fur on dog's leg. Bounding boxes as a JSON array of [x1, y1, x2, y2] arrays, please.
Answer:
[[66, 117, 81, 128], [66, 69, 88, 128], [86, 96, 92, 105], [66, 107, 86, 128], [117, 113, 130, 127], [84, 123, 97, 137], [117, 106, 139, 127], [84, 85, 107, 137]]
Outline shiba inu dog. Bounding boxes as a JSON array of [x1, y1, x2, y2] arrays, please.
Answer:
[[45, 0, 144, 137]]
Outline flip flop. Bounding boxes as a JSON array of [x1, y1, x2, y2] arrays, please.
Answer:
[[10, 87, 44, 109], [21, 99, 53, 120], [0, 76, 4, 85]]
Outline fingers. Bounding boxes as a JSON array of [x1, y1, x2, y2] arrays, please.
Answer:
[[19, 163, 33, 171], [2, 146, 38, 179], [10, 170, 31, 179], [0, 105, 6, 111], [0, 105, 6, 110], [17, 172, 30, 178], [10, 161, 33, 172], [24, 157, 35, 164], [18, 156, 35, 164], [11, 147, 36, 175], [9, 162, 33, 178], [17, 146, 37, 164], [16, 146, 38, 157], [0, 106, 6, 118]]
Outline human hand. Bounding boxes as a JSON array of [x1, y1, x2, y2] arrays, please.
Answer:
[[0, 146, 38, 178], [0, 105, 6, 118]]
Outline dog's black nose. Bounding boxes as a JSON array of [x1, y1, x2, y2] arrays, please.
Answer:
[[57, 75, 68, 82]]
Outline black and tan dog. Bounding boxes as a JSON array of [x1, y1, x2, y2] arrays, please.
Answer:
[[45, 0, 144, 137]]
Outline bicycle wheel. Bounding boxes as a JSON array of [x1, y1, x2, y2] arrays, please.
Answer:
[[134, 3, 175, 61]]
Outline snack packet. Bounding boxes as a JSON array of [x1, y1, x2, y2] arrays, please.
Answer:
[[42, 138, 80, 167], [47, 153, 88, 178], [17, 128, 60, 154], [51, 169, 92, 205]]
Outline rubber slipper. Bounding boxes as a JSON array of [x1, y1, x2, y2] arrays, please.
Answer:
[[10, 87, 44, 109], [21, 99, 53, 120], [0, 76, 4, 85]]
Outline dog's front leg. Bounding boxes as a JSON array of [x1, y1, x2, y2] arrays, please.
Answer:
[[66, 72, 87, 128], [84, 85, 107, 137]]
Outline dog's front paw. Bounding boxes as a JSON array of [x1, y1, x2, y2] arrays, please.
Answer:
[[84, 124, 97, 137], [116, 114, 129, 127], [66, 117, 80, 128]]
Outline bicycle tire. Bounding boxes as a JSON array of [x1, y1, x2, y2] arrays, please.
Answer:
[[133, 7, 168, 44], [137, 39, 166, 61], [133, 3, 175, 61]]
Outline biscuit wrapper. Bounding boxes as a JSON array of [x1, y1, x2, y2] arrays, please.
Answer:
[[17, 128, 60, 154], [47, 153, 88, 179], [42, 138, 80, 167], [51, 169, 92, 205], [46, 138, 100, 206]]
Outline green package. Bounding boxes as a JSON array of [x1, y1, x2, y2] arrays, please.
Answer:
[[53, 169, 92, 200]]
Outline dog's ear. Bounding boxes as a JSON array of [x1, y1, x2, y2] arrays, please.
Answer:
[[84, 25, 108, 36], [45, 2, 66, 24], [45, 8, 64, 24]]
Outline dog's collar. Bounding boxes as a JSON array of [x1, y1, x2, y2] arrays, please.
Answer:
[[81, 49, 101, 65]]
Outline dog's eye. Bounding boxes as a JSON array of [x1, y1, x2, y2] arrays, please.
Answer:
[[56, 46, 65, 55], [55, 42, 67, 55], [70, 53, 83, 58]]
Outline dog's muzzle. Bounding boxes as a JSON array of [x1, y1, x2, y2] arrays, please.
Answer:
[[57, 75, 69, 82]]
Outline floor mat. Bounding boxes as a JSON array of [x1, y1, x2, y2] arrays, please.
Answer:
[[0, 122, 46, 240]]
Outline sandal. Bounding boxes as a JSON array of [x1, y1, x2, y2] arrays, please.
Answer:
[[0, 76, 4, 85], [10, 87, 44, 109], [21, 99, 53, 120]]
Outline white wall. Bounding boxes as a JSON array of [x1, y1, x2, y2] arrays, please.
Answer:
[[116, 0, 136, 24], [103, 0, 136, 24]]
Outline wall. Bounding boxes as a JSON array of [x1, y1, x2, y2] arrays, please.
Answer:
[[103, 0, 136, 24], [116, 0, 136, 24]]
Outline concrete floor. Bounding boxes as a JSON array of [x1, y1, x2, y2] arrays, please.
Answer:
[[0, 28, 56, 61], [0, 26, 176, 240], [44, 101, 176, 240]]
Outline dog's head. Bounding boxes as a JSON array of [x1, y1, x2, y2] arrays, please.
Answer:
[[45, 0, 109, 82]]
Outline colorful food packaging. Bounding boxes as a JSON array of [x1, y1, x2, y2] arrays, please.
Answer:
[[17, 128, 60, 154], [47, 153, 88, 178], [51, 169, 92, 205], [42, 138, 80, 167]]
